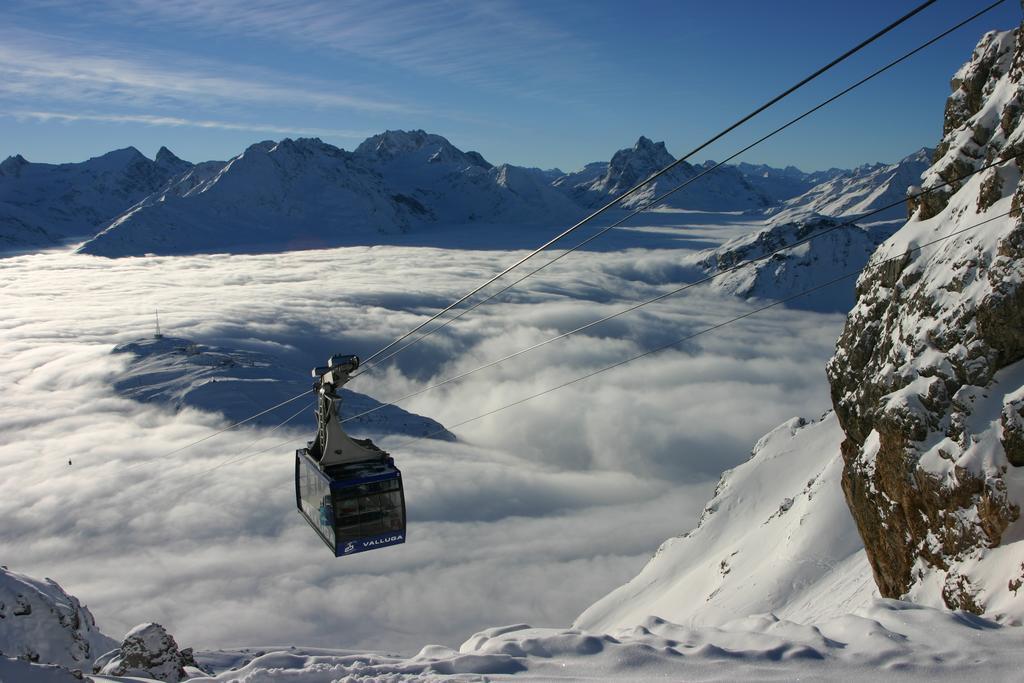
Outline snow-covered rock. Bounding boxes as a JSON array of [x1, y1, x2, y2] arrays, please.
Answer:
[[111, 335, 455, 440], [768, 148, 932, 223], [0, 566, 115, 669], [0, 147, 193, 249], [94, 622, 200, 681], [576, 412, 875, 632], [827, 22, 1024, 621]]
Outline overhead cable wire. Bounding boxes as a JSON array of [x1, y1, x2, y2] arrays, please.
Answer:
[[351, 0, 1004, 378], [124, 387, 313, 470], [355, 0, 939, 369], [342, 153, 1022, 425], [174, 401, 309, 485], [388, 208, 1015, 449]]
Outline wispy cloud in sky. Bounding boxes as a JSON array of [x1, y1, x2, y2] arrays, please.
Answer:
[[9, 111, 371, 139], [0, 28, 414, 114], [30, 0, 601, 93]]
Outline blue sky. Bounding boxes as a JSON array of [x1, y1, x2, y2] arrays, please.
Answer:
[[1, 0, 1020, 172]]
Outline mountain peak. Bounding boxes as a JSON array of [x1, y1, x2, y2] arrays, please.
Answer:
[[84, 147, 147, 172], [354, 129, 488, 168], [356, 129, 435, 157], [604, 136, 676, 188], [100, 146, 145, 162], [0, 153, 29, 176], [155, 146, 183, 164], [633, 135, 660, 151]]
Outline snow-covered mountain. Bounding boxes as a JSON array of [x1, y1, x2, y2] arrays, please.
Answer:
[[825, 25, 1024, 621], [0, 566, 115, 669], [767, 148, 932, 223], [111, 335, 455, 440], [688, 149, 932, 313], [354, 130, 583, 226], [554, 136, 776, 211], [78, 132, 583, 257], [694, 215, 900, 312], [79, 138, 417, 257], [734, 161, 845, 201], [5, 130, 927, 260], [0, 147, 192, 249]]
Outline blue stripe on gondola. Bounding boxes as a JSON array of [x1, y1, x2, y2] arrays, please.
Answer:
[[337, 531, 406, 556], [330, 471, 401, 488]]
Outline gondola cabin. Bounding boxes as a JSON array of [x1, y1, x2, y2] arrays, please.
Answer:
[[295, 354, 407, 557]]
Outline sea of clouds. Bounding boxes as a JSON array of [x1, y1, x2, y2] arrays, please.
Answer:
[[0, 214, 847, 652]]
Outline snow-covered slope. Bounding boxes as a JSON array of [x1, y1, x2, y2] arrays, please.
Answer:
[[354, 130, 582, 226], [79, 138, 416, 257], [576, 412, 875, 633], [111, 336, 455, 440], [0, 147, 191, 249], [768, 148, 932, 223], [827, 25, 1024, 621], [555, 136, 775, 211], [695, 216, 899, 312], [78, 132, 583, 257], [0, 566, 116, 669]]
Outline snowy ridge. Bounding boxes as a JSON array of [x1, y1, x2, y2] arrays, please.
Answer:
[[111, 336, 455, 440], [8, 130, 926, 259], [576, 413, 875, 633], [767, 148, 932, 223], [0, 566, 116, 669], [78, 133, 583, 257], [80, 138, 416, 257], [0, 147, 192, 249], [693, 216, 899, 312], [734, 161, 845, 201], [555, 136, 776, 211]]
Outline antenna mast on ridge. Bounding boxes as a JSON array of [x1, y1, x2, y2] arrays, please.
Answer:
[[154, 308, 163, 339]]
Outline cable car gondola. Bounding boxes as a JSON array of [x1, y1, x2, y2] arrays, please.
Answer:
[[295, 354, 406, 557]]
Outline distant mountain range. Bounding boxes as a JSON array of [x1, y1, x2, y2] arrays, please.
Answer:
[[0, 130, 929, 257]]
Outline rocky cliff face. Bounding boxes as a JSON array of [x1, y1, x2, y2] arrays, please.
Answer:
[[826, 21, 1024, 620]]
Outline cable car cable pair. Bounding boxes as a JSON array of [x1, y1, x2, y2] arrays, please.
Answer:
[[347, 0, 1007, 382], [350, 0, 941, 375]]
